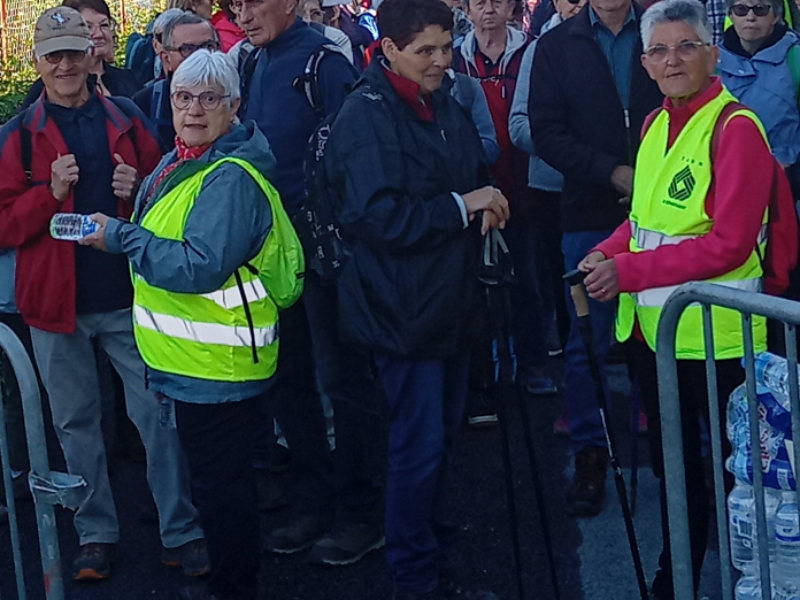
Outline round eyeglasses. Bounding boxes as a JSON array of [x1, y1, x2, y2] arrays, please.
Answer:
[[171, 90, 230, 111]]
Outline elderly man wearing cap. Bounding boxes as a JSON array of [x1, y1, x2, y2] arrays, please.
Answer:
[[0, 6, 207, 582]]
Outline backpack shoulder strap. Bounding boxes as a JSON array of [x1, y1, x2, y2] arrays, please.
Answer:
[[237, 42, 258, 118], [20, 125, 32, 184], [788, 43, 800, 108], [711, 101, 749, 162], [294, 44, 346, 122]]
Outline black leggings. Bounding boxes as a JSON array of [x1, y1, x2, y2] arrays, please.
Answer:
[[630, 339, 742, 598]]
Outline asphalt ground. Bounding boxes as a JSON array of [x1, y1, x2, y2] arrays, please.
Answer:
[[0, 355, 730, 600]]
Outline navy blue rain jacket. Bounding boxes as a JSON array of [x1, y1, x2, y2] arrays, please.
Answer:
[[326, 57, 492, 359]]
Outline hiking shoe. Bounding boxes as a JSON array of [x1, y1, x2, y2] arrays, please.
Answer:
[[307, 521, 385, 566], [566, 446, 608, 518], [265, 515, 330, 554], [162, 538, 210, 577], [524, 375, 557, 396], [466, 390, 498, 429], [72, 543, 116, 581], [440, 568, 499, 599], [178, 583, 222, 600]]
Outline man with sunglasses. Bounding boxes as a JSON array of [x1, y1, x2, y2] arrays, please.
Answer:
[[133, 12, 221, 150], [0, 6, 207, 583], [529, 0, 663, 518]]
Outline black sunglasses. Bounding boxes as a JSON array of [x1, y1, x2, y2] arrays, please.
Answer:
[[729, 4, 772, 16]]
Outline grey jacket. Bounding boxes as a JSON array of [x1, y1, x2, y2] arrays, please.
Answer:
[[449, 70, 500, 165], [509, 13, 564, 192], [105, 121, 277, 403]]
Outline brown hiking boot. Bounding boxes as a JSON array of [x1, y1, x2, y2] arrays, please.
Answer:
[[566, 446, 608, 517], [72, 543, 116, 581]]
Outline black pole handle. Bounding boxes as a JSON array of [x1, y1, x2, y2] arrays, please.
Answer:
[[564, 269, 590, 318]]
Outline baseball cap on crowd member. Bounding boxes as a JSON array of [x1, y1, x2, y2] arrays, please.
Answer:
[[34, 7, 93, 57]]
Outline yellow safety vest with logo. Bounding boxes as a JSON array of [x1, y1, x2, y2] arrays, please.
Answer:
[[132, 157, 305, 381], [616, 87, 768, 360]]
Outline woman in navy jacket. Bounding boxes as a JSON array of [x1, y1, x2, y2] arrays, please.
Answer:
[[325, 0, 508, 597]]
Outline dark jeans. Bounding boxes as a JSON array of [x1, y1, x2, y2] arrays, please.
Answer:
[[0, 312, 33, 474], [256, 270, 383, 524], [562, 230, 616, 454], [376, 352, 469, 594], [630, 339, 741, 598], [502, 218, 548, 372], [175, 396, 261, 600], [532, 189, 569, 348]]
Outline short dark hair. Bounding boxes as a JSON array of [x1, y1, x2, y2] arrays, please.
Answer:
[[163, 12, 219, 48], [378, 0, 454, 50], [62, 0, 112, 20]]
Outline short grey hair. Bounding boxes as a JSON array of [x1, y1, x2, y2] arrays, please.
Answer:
[[162, 12, 219, 49], [723, 0, 783, 19], [154, 8, 187, 41], [641, 0, 713, 49], [171, 49, 241, 107]]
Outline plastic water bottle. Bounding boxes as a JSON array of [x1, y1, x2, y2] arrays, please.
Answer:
[[774, 491, 800, 593], [754, 353, 800, 410], [49, 213, 97, 241], [767, 488, 782, 564], [730, 480, 758, 574], [735, 576, 761, 600]]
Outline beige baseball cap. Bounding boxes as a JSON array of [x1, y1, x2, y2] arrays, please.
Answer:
[[34, 7, 92, 57]]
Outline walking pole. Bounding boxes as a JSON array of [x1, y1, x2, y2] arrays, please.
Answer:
[[483, 229, 561, 600], [563, 269, 649, 600], [629, 378, 640, 516]]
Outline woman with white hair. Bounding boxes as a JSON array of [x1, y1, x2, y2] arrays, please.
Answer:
[[81, 50, 304, 600], [578, 0, 796, 597], [718, 0, 800, 169]]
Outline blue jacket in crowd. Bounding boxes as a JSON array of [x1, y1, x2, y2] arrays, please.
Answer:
[[241, 18, 357, 217], [718, 24, 800, 166], [0, 250, 16, 314], [105, 122, 276, 403], [326, 56, 492, 359], [509, 12, 564, 193]]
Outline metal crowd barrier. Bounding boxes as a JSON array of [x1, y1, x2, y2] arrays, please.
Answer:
[[656, 282, 800, 600], [0, 323, 87, 600]]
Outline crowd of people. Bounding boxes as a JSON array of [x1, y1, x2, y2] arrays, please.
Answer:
[[0, 0, 799, 598]]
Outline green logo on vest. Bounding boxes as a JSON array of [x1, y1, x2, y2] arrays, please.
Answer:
[[668, 166, 695, 201]]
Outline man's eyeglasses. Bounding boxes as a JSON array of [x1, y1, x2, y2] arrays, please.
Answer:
[[43, 49, 91, 65], [164, 40, 220, 57], [644, 40, 709, 63], [729, 3, 772, 16], [171, 90, 230, 111]]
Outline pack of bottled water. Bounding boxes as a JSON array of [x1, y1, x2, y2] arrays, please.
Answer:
[[727, 353, 800, 599], [49, 213, 98, 241]]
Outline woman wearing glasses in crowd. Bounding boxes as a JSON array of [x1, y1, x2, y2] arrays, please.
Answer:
[[21, 0, 140, 110], [718, 0, 800, 174], [81, 49, 303, 600]]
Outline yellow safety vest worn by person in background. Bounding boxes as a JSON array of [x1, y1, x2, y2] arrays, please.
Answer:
[[132, 157, 305, 381], [616, 87, 768, 360]]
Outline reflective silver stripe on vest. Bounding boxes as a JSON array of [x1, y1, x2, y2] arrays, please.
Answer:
[[134, 305, 278, 347], [200, 278, 269, 310], [635, 278, 763, 308], [631, 223, 768, 252]]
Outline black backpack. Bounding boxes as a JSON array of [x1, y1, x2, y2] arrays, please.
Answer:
[[238, 41, 355, 284]]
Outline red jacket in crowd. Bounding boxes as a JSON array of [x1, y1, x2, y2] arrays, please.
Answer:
[[0, 91, 162, 334]]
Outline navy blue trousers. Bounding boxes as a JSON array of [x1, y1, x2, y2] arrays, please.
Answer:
[[376, 352, 469, 594]]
